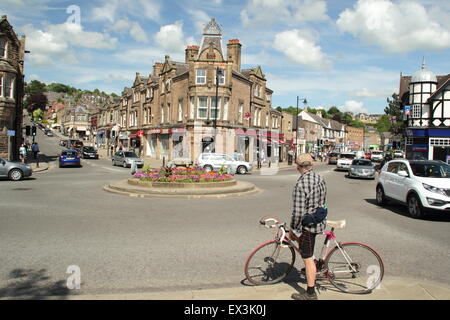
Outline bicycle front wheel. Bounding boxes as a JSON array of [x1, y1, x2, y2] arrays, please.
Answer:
[[324, 242, 384, 294], [244, 240, 296, 285]]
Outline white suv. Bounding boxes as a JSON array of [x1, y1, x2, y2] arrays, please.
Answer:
[[197, 153, 252, 174], [376, 159, 450, 218]]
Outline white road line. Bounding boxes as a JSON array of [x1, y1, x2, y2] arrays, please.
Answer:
[[102, 167, 125, 172]]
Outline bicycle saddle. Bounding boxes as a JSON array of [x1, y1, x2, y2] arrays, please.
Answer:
[[327, 220, 346, 229]]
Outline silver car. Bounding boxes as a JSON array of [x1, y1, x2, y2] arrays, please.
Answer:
[[112, 150, 144, 168], [348, 159, 376, 179], [197, 153, 252, 174], [0, 157, 33, 181]]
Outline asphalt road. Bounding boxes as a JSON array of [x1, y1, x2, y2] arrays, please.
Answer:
[[0, 127, 449, 298]]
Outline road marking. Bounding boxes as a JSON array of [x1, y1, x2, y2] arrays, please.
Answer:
[[102, 167, 125, 172]]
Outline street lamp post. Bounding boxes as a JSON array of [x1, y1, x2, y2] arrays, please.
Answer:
[[295, 97, 307, 161]]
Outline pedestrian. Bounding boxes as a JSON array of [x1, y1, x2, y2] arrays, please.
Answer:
[[19, 144, 27, 163], [289, 153, 327, 300], [31, 142, 40, 167]]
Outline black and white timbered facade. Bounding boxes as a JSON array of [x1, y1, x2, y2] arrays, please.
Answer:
[[400, 64, 450, 163]]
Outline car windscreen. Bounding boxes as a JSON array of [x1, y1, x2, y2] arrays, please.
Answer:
[[410, 163, 450, 178], [329, 153, 339, 157], [123, 152, 138, 158], [371, 151, 382, 155], [340, 154, 355, 159], [352, 160, 372, 166], [83, 147, 95, 151], [62, 151, 77, 156]]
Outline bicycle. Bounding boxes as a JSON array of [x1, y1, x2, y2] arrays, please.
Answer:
[[244, 216, 384, 294]]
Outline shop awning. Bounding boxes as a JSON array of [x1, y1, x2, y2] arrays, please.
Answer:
[[128, 134, 137, 138], [76, 126, 87, 131]]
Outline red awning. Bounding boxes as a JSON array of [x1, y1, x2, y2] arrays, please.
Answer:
[[236, 128, 257, 137]]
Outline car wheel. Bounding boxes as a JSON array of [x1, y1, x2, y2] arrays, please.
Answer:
[[123, 161, 128, 168], [376, 185, 388, 206], [237, 165, 247, 174], [112, 160, 116, 166], [203, 165, 213, 172], [9, 169, 23, 181], [407, 194, 426, 219]]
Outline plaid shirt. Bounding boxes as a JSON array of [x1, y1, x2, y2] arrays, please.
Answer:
[[290, 170, 327, 235]]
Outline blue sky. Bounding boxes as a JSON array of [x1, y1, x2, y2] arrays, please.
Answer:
[[3, 0, 450, 114]]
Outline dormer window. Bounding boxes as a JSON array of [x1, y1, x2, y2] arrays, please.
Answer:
[[0, 38, 7, 58]]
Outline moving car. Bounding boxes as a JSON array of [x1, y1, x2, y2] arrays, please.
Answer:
[[59, 149, 81, 168], [376, 159, 450, 218], [370, 150, 384, 162], [0, 157, 33, 181], [197, 153, 252, 174], [112, 150, 144, 168], [336, 153, 356, 171], [348, 159, 376, 179], [81, 146, 98, 159], [327, 152, 340, 165], [46, 130, 53, 137]]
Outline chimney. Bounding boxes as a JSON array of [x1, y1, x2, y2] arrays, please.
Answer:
[[185, 45, 199, 63], [316, 110, 322, 118], [153, 62, 164, 77], [227, 39, 241, 72]]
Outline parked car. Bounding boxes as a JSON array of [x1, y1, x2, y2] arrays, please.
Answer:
[[81, 146, 98, 159], [348, 159, 376, 179], [376, 159, 450, 218], [328, 152, 340, 165], [68, 139, 83, 149], [365, 152, 371, 159], [112, 150, 144, 168], [46, 130, 53, 137], [355, 150, 366, 159], [59, 139, 69, 147], [370, 150, 384, 162], [393, 150, 404, 158], [0, 157, 33, 181], [197, 153, 252, 174], [336, 153, 356, 171]]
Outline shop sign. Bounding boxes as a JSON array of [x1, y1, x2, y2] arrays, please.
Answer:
[[137, 130, 145, 137], [149, 129, 161, 134], [169, 127, 186, 134]]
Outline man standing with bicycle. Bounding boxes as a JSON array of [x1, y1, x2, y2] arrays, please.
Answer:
[[289, 153, 327, 300]]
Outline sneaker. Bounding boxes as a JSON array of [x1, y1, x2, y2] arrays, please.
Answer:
[[291, 291, 318, 300]]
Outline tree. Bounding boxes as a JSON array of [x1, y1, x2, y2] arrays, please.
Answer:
[[327, 106, 341, 115], [32, 108, 44, 120], [374, 115, 391, 134], [25, 80, 47, 95], [27, 93, 48, 113], [385, 93, 404, 135]]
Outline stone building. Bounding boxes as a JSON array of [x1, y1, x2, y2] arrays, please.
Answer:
[[346, 126, 364, 151], [98, 18, 284, 164], [0, 16, 25, 160]]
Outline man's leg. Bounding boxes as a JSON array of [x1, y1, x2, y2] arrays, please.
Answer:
[[292, 230, 318, 300]]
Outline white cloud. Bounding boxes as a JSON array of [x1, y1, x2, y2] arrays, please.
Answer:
[[273, 29, 331, 69], [91, 0, 161, 23], [340, 100, 368, 114], [154, 21, 187, 53], [241, 0, 328, 26], [109, 18, 148, 42], [337, 0, 450, 53], [20, 22, 118, 67], [185, 8, 211, 35]]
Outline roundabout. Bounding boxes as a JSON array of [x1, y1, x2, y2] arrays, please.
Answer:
[[103, 167, 260, 199]]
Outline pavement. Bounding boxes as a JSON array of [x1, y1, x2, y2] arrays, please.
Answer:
[[35, 276, 450, 300]]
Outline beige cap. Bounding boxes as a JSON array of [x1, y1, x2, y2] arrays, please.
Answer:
[[295, 153, 314, 167]]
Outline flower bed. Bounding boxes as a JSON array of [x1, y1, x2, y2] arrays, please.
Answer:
[[132, 167, 234, 183]]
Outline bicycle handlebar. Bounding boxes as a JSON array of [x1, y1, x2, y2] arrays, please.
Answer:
[[260, 217, 290, 248]]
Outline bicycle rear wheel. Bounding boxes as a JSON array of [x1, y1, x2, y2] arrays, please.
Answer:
[[244, 240, 296, 285], [324, 242, 384, 294]]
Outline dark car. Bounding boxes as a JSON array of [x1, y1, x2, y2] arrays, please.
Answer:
[[328, 152, 340, 165], [81, 146, 98, 159], [68, 139, 84, 149], [59, 149, 81, 168]]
